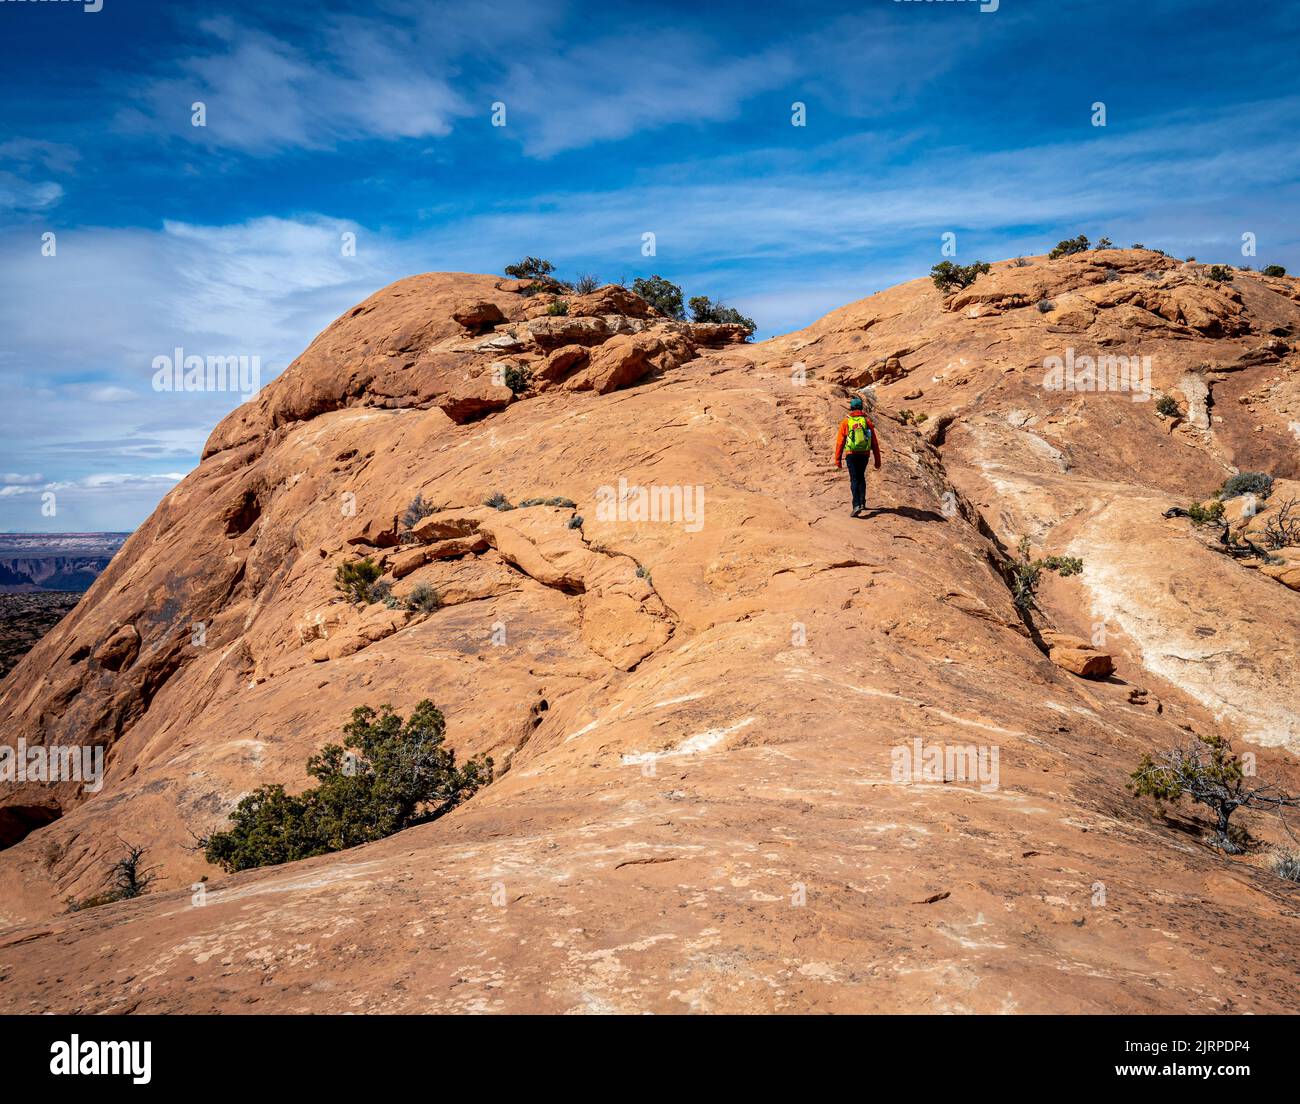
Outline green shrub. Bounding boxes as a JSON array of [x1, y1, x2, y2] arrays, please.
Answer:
[[518, 495, 577, 508], [1219, 472, 1273, 500], [1037, 299, 1055, 313], [546, 299, 569, 316], [1186, 500, 1225, 525], [1263, 264, 1287, 278], [1155, 394, 1180, 418], [203, 701, 492, 873], [335, 557, 387, 604], [1049, 235, 1090, 259], [504, 257, 555, 281], [573, 273, 600, 294], [688, 295, 756, 332], [568, 515, 584, 529], [403, 583, 441, 614], [631, 275, 686, 320], [1130, 733, 1299, 854], [930, 260, 991, 292], [1095, 236, 1113, 249], [1207, 264, 1233, 282], [1132, 243, 1146, 250], [503, 364, 532, 394], [1042, 554, 1083, 577], [1011, 538, 1084, 611], [484, 492, 515, 511]]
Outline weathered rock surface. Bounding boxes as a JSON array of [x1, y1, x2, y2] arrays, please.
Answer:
[[2, 256, 1300, 1014]]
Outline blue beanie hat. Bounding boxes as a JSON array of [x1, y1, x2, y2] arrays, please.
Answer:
[[849, 396, 864, 411]]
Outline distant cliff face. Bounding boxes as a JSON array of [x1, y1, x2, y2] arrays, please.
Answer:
[[0, 534, 129, 592], [1, 259, 1298, 1014]]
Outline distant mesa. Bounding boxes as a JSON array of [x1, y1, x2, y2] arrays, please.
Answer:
[[0, 532, 130, 593]]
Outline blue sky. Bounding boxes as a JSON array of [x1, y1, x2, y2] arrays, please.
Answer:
[[1, 0, 1297, 531]]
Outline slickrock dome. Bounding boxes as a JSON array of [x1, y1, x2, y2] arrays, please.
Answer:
[[2, 254, 1298, 1013]]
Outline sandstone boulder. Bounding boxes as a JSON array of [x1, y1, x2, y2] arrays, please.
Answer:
[[345, 515, 401, 548], [436, 370, 514, 423], [452, 299, 506, 334], [536, 344, 589, 383], [410, 507, 495, 542], [1041, 630, 1115, 678], [388, 546, 431, 579]]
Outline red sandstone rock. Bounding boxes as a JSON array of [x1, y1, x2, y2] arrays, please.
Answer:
[[3, 256, 1300, 1015]]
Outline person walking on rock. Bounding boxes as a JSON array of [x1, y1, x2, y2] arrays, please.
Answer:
[[834, 396, 881, 517]]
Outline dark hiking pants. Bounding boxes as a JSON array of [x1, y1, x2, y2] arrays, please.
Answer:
[[845, 452, 869, 511]]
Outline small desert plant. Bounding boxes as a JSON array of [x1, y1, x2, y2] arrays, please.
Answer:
[[203, 701, 493, 872], [1012, 256, 1030, 267], [1132, 243, 1146, 250], [1011, 537, 1083, 611], [1095, 236, 1113, 249], [1269, 849, 1300, 883], [930, 260, 991, 293], [335, 557, 387, 604], [484, 492, 515, 511], [1185, 500, 1225, 526], [568, 515, 584, 529], [631, 275, 686, 320], [1263, 264, 1287, 278], [518, 495, 577, 508], [635, 563, 652, 584], [69, 843, 154, 912], [1130, 733, 1300, 854], [1207, 264, 1233, 282], [1049, 235, 1090, 259], [503, 364, 532, 394], [401, 493, 434, 530], [1037, 298, 1055, 313], [573, 273, 600, 294], [688, 295, 757, 333], [1262, 499, 1300, 549], [504, 256, 556, 281], [1219, 472, 1273, 501], [546, 299, 570, 316], [403, 583, 442, 614], [1155, 394, 1180, 418]]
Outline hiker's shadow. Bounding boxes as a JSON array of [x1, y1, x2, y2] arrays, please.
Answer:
[[862, 506, 947, 523]]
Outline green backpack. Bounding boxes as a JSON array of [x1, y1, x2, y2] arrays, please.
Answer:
[[844, 414, 873, 453]]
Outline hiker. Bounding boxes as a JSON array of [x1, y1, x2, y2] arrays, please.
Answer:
[[834, 396, 881, 517]]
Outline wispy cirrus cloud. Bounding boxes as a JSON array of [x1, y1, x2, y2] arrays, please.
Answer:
[[116, 16, 472, 154]]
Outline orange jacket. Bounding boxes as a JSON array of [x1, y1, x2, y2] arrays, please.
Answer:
[[835, 411, 881, 467]]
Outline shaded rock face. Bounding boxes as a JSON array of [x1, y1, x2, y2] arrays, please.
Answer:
[[3, 256, 1300, 1015]]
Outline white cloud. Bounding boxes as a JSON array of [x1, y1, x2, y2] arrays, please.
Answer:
[[118, 16, 471, 154], [502, 32, 797, 157], [0, 172, 63, 213], [0, 214, 416, 530], [0, 138, 80, 174], [0, 474, 183, 532]]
